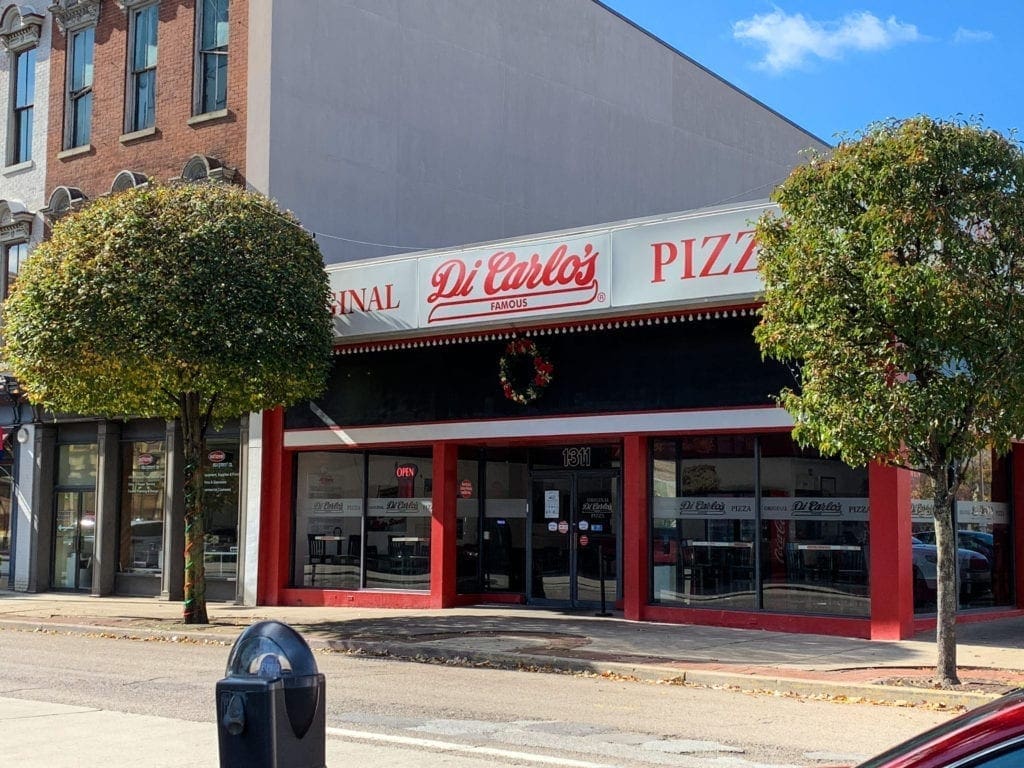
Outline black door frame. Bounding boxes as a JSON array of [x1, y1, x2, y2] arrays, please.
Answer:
[[527, 468, 621, 608]]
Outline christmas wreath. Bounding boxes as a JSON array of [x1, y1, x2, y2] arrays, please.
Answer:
[[499, 338, 553, 405]]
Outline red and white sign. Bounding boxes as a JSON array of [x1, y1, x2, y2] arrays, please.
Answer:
[[420, 233, 611, 327], [395, 463, 419, 479], [208, 450, 227, 463], [579, 534, 589, 547], [325, 201, 775, 340], [611, 204, 771, 310], [138, 453, 156, 467], [330, 258, 418, 337], [458, 479, 473, 498]]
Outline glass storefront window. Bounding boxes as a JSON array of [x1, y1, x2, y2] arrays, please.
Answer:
[[294, 452, 364, 590], [365, 450, 432, 590], [759, 436, 868, 617], [293, 449, 433, 591], [651, 435, 870, 617], [483, 450, 528, 592], [456, 451, 481, 593], [910, 450, 1011, 613], [652, 436, 757, 610], [53, 443, 98, 591], [202, 440, 240, 581], [118, 441, 165, 574], [455, 448, 529, 595], [58, 443, 97, 486]]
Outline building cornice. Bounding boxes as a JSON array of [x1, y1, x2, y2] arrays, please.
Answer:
[[48, 0, 101, 34], [0, 6, 43, 52]]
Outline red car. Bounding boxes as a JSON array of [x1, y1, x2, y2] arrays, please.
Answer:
[[854, 688, 1024, 767]]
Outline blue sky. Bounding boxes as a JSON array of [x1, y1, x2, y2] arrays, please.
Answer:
[[602, 1, 1023, 144]]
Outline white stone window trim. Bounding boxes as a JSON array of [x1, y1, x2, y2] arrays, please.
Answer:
[[0, 6, 43, 53], [57, 143, 92, 160], [43, 185, 86, 223], [1, 158, 33, 175], [186, 108, 228, 127], [0, 199, 36, 300], [49, 0, 101, 35], [119, 125, 156, 144]]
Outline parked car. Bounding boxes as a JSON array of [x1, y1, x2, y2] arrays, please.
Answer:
[[911, 537, 991, 603], [851, 687, 1024, 767], [915, 529, 994, 561]]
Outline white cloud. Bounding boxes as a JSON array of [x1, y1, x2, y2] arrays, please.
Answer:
[[733, 9, 922, 73], [953, 27, 994, 44]]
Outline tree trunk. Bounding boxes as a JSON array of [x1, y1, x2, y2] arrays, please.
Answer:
[[181, 392, 208, 625], [932, 471, 959, 686]]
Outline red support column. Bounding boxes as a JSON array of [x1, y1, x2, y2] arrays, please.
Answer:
[[869, 462, 914, 639], [430, 441, 458, 608], [1012, 444, 1024, 609], [622, 435, 649, 620], [257, 407, 286, 606]]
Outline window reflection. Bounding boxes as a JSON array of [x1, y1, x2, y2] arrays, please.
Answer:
[[118, 441, 164, 574], [910, 449, 1010, 613], [651, 435, 870, 617]]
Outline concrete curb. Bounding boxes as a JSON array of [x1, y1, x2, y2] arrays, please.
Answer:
[[325, 638, 1005, 710], [0, 617, 1005, 710]]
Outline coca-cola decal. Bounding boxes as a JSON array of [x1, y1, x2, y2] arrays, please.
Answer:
[[422, 234, 611, 326]]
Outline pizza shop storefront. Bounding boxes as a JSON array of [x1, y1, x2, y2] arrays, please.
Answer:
[[255, 202, 1024, 639]]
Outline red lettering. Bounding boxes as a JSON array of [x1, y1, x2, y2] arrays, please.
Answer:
[[679, 238, 696, 280], [651, 242, 675, 283], [484, 251, 516, 294], [699, 233, 731, 277], [483, 243, 597, 295], [733, 230, 759, 273], [428, 258, 479, 302], [332, 284, 401, 315]]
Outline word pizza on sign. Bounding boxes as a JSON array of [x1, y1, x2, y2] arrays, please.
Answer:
[[649, 229, 758, 282]]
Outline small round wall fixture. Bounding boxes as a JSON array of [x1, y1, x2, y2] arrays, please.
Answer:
[[16, 426, 29, 444]]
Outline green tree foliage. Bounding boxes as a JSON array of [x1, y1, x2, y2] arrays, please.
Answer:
[[755, 116, 1024, 686], [4, 182, 334, 623]]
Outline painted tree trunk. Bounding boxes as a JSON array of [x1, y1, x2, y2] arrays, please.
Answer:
[[932, 476, 959, 686], [181, 391, 209, 625]]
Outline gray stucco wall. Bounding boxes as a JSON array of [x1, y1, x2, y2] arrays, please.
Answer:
[[252, 0, 826, 264]]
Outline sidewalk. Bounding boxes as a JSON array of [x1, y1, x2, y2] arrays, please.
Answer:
[[2, 590, 1023, 710]]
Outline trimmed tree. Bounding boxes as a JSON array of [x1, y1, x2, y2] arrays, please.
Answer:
[[754, 116, 1024, 686], [3, 182, 334, 624]]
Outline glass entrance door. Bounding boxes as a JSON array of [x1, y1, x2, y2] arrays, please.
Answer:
[[53, 491, 95, 591], [529, 472, 619, 608]]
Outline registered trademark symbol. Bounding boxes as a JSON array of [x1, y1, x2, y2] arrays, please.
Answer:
[[597, 291, 606, 302]]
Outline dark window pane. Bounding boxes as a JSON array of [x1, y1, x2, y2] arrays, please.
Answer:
[[201, 52, 227, 112], [71, 27, 94, 91], [133, 70, 155, 130], [202, 0, 228, 49], [72, 92, 92, 147], [14, 107, 32, 163]]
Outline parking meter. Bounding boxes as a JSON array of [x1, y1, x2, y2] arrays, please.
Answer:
[[216, 621, 326, 768]]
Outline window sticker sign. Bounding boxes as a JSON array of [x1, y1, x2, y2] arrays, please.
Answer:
[[544, 490, 560, 519]]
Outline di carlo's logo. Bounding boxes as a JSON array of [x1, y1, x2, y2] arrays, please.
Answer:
[[426, 242, 605, 324]]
